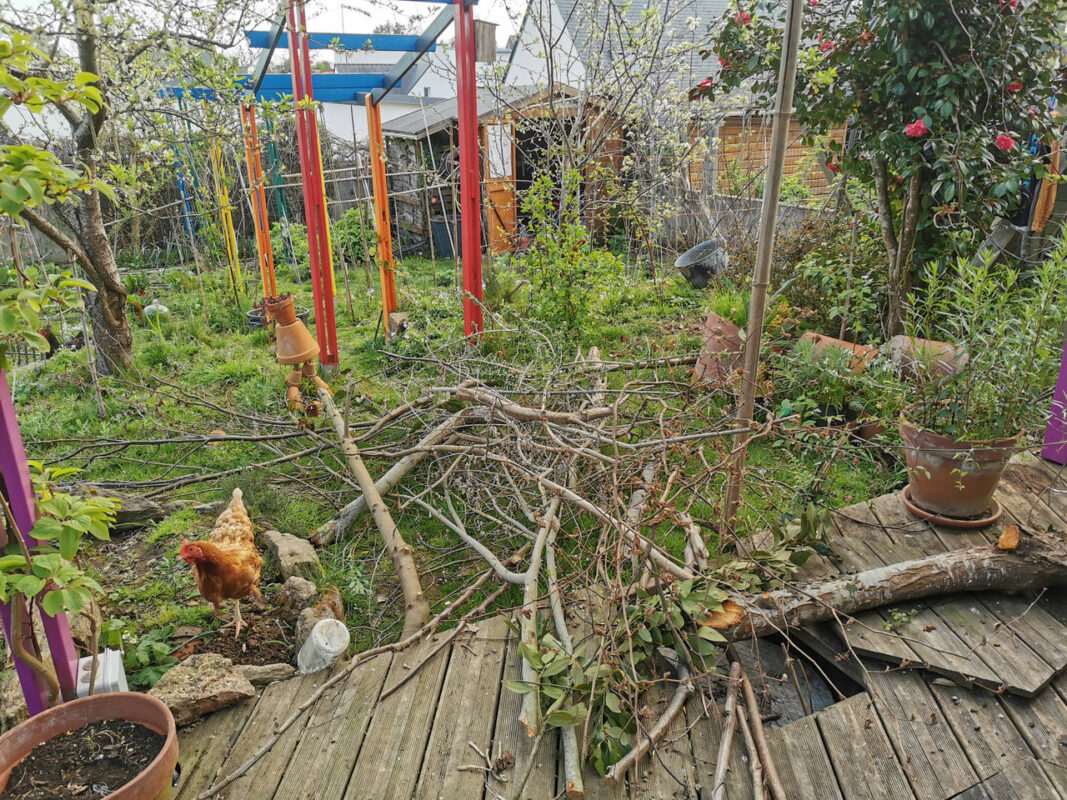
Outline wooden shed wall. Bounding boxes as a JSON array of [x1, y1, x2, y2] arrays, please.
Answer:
[[688, 116, 846, 198]]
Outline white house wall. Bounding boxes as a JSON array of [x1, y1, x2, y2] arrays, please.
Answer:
[[505, 0, 586, 88], [319, 100, 418, 145]]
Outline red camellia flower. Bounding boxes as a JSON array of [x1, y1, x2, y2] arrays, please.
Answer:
[[718, 55, 726, 67], [827, 162, 841, 174], [999, 0, 1018, 8], [1006, 80, 1024, 93], [819, 40, 836, 53], [996, 134, 1016, 151], [699, 78, 714, 89], [904, 118, 929, 138], [733, 11, 751, 24]]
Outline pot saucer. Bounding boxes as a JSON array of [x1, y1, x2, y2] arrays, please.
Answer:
[[900, 485, 1003, 529]]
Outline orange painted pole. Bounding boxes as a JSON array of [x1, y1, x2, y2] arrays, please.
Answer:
[[366, 95, 399, 335], [241, 104, 277, 303]]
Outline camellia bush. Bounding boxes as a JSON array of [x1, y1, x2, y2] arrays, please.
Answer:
[[695, 0, 1067, 333]]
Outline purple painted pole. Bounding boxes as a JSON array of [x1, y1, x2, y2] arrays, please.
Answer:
[[1043, 333, 1067, 465], [0, 370, 79, 711]]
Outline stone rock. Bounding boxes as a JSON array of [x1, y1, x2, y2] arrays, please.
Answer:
[[0, 671, 27, 733], [277, 576, 317, 621], [193, 501, 224, 516], [235, 663, 296, 687], [260, 530, 321, 580], [75, 484, 166, 533], [149, 653, 255, 726]]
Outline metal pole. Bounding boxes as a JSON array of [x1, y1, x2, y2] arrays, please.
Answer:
[[454, 0, 484, 338], [722, 0, 804, 529]]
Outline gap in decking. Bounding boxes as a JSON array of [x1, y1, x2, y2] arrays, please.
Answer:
[[725, 636, 865, 729]]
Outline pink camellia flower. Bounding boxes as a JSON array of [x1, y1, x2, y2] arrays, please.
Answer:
[[809, 0, 818, 5], [995, 134, 1016, 151], [1006, 80, 1023, 93], [904, 118, 929, 138], [733, 11, 751, 24]]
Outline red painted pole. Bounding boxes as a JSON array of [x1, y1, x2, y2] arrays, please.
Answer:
[[287, 0, 339, 368], [453, 0, 484, 338]]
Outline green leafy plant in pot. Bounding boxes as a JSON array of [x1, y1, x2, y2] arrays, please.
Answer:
[[897, 243, 1067, 523]]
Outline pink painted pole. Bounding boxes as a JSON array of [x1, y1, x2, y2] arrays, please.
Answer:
[[1042, 332, 1067, 465], [0, 370, 79, 711]]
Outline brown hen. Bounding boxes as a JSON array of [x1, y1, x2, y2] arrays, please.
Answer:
[[180, 488, 263, 638]]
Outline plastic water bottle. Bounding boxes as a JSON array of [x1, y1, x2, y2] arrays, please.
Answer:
[[297, 619, 351, 674]]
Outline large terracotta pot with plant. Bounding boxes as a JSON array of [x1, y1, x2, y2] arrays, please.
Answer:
[[0, 692, 178, 799], [892, 252, 1066, 526], [899, 422, 1016, 520]]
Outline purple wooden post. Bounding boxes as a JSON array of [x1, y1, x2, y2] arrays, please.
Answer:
[[1043, 333, 1067, 465], [0, 370, 79, 712]]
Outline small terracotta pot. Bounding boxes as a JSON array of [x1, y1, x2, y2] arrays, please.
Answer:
[[798, 331, 878, 374], [0, 692, 178, 799], [693, 310, 743, 387], [899, 421, 1017, 520], [856, 417, 886, 440], [264, 295, 297, 326]]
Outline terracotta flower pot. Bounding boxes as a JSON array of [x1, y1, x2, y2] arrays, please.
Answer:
[[798, 331, 878, 374], [264, 295, 297, 326], [0, 692, 178, 799], [899, 421, 1017, 520], [693, 310, 743, 387]]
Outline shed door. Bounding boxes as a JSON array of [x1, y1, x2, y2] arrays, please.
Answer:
[[483, 123, 517, 254]]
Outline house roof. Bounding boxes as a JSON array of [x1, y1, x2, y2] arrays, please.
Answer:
[[553, 0, 729, 82], [382, 85, 582, 139]]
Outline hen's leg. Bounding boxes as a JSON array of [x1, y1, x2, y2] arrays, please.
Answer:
[[233, 599, 243, 639]]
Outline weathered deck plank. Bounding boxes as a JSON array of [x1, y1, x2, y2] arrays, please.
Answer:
[[175, 698, 257, 799], [927, 678, 1032, 781], [271, 653, 392, 800], [931, 596, 1056, 697], [949, 757, 1062, 800], [817, 693, 916, 800], [344, 634, 451, 799], [866, 669, 978, 800], [631, 679, 697, 800], [686, 684, 754, 800], [766, 715, 844, 800], [417, 618, 509, 800], [490, 624, 561, 800], [211, 672, 321, 798]]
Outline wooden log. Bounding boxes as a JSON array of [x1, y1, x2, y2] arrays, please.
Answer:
[[718, 529, 1067, 641], [318, 387, 430, 638]]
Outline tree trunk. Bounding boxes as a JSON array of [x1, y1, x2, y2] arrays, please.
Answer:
[[715, 529, 1067, 641], [80, 190, 133, 375]]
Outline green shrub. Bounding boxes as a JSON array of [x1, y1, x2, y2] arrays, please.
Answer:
[[512, 171, 626, 337]]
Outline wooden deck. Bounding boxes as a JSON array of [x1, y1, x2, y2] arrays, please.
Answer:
[[176, 454, 1067, 800]]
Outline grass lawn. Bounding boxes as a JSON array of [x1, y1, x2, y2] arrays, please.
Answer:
[[10, 250, 902, 657]]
